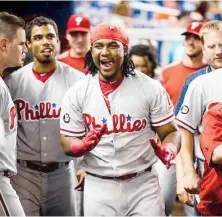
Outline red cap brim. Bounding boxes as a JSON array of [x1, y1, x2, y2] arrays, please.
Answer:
[[181, 31, 199, 36], [66, 27, 90, 33]]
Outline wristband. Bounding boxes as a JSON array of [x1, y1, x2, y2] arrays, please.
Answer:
[[71, 141, 85, 156]]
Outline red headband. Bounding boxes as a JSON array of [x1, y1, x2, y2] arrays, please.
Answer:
[[91, 23, 129, 46]]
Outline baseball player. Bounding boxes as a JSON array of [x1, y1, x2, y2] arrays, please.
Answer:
[[58, 14, 91, 74], [5, 16, 84, 216], [175, 20, 222, 210], [160, 21, 206, 215], [60, 23, 181, 216], [0, 12, 27, 216], [197, 102, 222, 216]]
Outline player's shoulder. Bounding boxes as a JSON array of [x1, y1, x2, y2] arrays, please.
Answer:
[[57, 61, 84, 77], [0, 78, 10, 98], [0, 78, 6, 92], [132, 70, 162, 91], [5, 62, 33, 87], [58, 50, 69, 60], [161, 61, 181, 73], [162, 61, 181, 71], [8, 62, 33, 79], [66, 73, 94, 94], [134, 69, 159, 82], [206, 67, 222, 79], [190, 67, 221, 87], [185, 66, 208, 85]]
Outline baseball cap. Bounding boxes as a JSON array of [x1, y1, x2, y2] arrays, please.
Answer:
[[66, 15, 91, 33], [181, 22, 204, 36], [91, 23, 129, 46]]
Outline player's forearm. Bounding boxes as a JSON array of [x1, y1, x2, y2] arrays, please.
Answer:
[[162, 130, 181, 154], [212, 145, 222, 164], [60, 135, 85, 157], [175, 154, 184, 182], [179, 127, 195, 173]]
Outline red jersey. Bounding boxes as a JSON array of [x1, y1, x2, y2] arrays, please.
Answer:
[[160, 62, 206, 106], [197, 103, 222, 216], [58, 50, 87, 74]]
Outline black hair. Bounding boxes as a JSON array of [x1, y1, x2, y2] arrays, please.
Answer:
[[129, 44, 157, 78], [176, 11, 191, 21], [0, 12, 25, 41], [25, 16, 58, 42], [84, 49, 135, 77]]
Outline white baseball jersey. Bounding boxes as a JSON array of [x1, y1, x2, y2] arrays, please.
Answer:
[[177, 68, 222, 160], [5, 61, 84, 163], [60, 70, 174, 176], [0, 78, 17, 174]]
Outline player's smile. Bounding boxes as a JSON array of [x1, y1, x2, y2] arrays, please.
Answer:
[[100, 59, 115, 71], [91, 39, 125, 81]]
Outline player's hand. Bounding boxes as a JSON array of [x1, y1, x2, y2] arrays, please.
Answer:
[[177, 182, 194, 206], [183, 170, 201, 194], [83, 125, 106, 152], [149, 138, 176, 169], [75, 169, 85, 191]]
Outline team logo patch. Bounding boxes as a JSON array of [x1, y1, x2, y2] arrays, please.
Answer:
[[75, 17, 83, 25], [9, 105, 17, 131], [180, 105, 189, 114], [63, 113, 70, 123]]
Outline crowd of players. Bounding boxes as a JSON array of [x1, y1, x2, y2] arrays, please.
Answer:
[[0, 11, 222, 216]]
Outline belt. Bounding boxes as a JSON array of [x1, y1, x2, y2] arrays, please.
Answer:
[[86, 166, 152, 181], [0, 170, 12, 178], [17, 160, 69, 173]]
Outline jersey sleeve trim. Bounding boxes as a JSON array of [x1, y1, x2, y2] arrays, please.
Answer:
[[176, 118, 195, 133], [60, 128, 85, 137], [151, 113, 175, 127]]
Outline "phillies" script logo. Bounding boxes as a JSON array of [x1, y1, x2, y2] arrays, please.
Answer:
[[83, 113, 147, 134], [15, 99, 61, 121]]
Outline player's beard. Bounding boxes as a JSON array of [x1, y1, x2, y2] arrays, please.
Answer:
[[35, 55, 55, 65], [186, 49, 202, 58], [99, 67, 123, 82]]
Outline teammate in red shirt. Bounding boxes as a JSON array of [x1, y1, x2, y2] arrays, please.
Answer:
[[160, 22, 207, 106], [58, 15, 91, 74], [197, 102, 222, 216]]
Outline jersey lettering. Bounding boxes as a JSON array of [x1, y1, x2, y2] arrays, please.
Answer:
[[83, 113, 147, 134], [15, 99, 61, 121], [9, 105, 16, 131]]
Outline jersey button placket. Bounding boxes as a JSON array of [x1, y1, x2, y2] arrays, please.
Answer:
[[109, 95, 118, 175]]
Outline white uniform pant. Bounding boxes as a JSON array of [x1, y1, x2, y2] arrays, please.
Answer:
[[84, 168, 165, 216], [154, 160, 177, 216], [0, 175, 25, 216], [11, 161, 76, 216]]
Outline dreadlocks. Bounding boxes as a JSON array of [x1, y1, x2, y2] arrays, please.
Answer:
[[84, 50, 135, 77]]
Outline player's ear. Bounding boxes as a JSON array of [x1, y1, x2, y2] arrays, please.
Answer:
[[0, 38, 9, 52], [26, 40, 32, 49], [66, 33, 69, 41]]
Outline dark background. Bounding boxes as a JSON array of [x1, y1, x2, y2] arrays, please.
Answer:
[[1, 1, 76, 35]]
